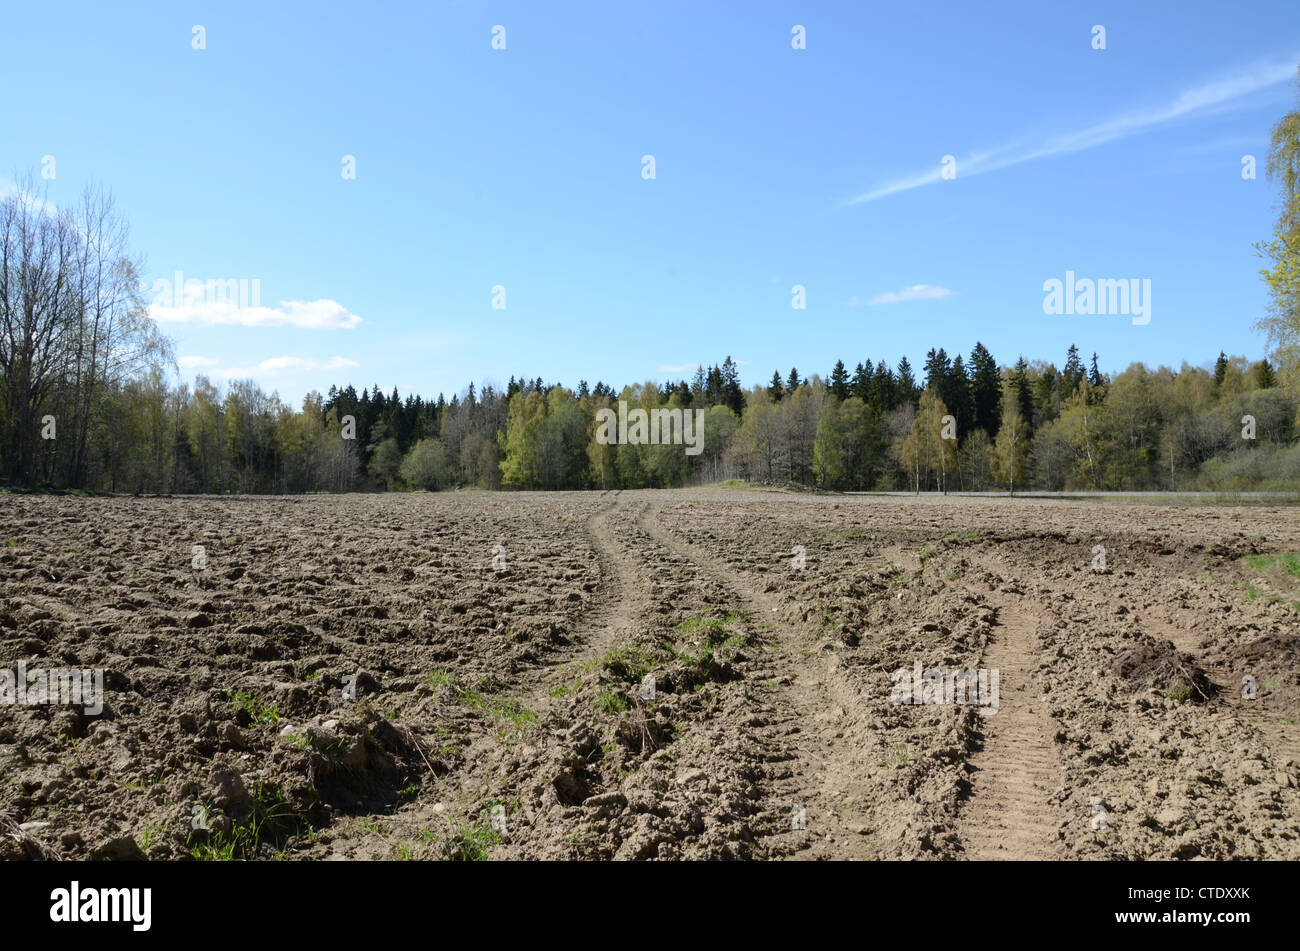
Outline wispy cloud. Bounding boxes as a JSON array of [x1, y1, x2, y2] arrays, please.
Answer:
[[182, 355, 359, 379], [150, 299, 362, 330], [848, 57, 1298, 205], [855, 285, 953, 306]]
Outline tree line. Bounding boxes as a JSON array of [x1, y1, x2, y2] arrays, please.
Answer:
[[0, 169, 1294, 494]]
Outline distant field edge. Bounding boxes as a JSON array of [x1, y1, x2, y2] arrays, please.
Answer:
[[843, 490, 1300, 504]]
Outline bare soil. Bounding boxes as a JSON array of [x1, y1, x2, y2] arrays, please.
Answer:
[[1, 488, 1297, 860]]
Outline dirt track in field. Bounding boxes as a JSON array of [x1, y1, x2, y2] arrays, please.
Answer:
[[1, 488, 1298, 860], [955, 574, 1059, 859]]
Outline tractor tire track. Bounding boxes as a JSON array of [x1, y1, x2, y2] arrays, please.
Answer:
[[638, 502, 877, 859], [957, 555, 1063, 859]]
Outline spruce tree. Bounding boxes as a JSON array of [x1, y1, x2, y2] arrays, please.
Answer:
[[1214, 351, 1229, 387], [1063, 344, 1084, 395], [769, 370, 785, 402], [896, 357, 918, 406], [830, 360, 849, 399], [851, 361, 871, 401], [873, 359, 897, 409], [923, 347, 950, 394], [721, 356, 745, 414], [945, 354, 973, 440], [969, 342, 1002, 438]]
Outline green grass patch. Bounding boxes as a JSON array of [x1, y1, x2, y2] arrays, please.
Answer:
[[228, 690, 280, 725], [1246, 552, 1300, 579], [548, 676, 583, 698], [594, 688, 631, 715], [825, 529, 871, 541], [882, 745, 914, 768], [188, 780, 308, 860]]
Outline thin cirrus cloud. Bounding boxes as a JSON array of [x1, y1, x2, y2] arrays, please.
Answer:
[[847, 56, 1299, 205], [150, 298, 363, 330], [853, 285, 953, 306], [178, 355, 359, 377]]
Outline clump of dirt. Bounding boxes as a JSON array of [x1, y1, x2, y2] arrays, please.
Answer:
[[1214, 633, 1300, 709], [1108, 637, 1217, 702]]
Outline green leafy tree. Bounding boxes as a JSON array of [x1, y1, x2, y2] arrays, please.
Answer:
[[499, 390, 546, 487], [369, 437, 402, 489], [399, 438, 451, 490], [1255, 67, 1300, 390], [991, 392, 1029, 494]]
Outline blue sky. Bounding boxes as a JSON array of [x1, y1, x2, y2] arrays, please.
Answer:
[[4, 1, 1299, 405]]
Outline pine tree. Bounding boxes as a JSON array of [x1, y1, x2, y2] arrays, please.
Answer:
[[1258, 357, 1278, 389], [704, 365, 725, 405], [830, 360, 849, 399], [769, 370, 785, 402], [923, 347, 950, 393], [851, 361, 871, 401], [786, 368, 801, 392], [874, 360, 897, 409], [1034, 365, 1061, 424], [969, 342, 1002, 438], [1063, 344, 1084, 396], [1089, 352, 1104, 388], [691, 365, 707, 403], [721, 356, 745, 415], [896, 357, 918, 406], [944, 354, 973, 441], [1213, 351, 1229, 387]]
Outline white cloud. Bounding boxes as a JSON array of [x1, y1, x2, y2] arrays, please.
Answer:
[[0, 182, 62, 219], [150, 298, 362, 330], [848, 56, 1298, 204], [177, 355, 219, 369], [860, 284, 953, 306], [190, 355, 359, 379]]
